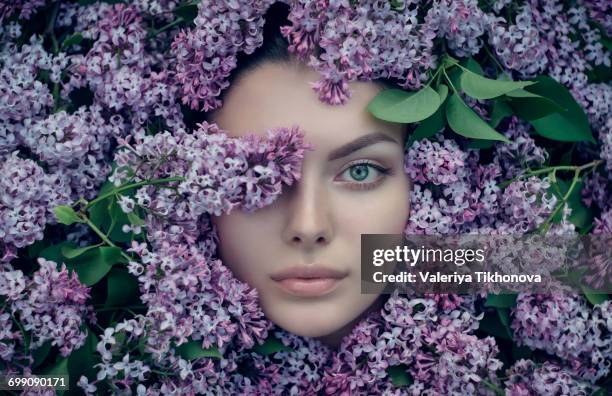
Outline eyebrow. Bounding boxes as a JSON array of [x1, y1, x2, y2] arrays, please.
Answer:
[[327, 132, 400, 161]]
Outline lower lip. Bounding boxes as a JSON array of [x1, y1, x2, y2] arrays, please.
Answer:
[[274, 277, 343, 297]]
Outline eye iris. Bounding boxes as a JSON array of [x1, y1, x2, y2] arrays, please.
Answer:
[[349, 165, 369, 181]]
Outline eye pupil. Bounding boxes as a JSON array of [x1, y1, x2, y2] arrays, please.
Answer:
[[350, 165, 369, 181]]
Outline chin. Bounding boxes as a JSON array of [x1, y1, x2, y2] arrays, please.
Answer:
[[268, 313, 344, 339]]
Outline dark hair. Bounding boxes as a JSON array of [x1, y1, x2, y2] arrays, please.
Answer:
[[207, 2, 408, 142]]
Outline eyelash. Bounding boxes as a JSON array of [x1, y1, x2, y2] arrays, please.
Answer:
[[336, 160, 393, 191]]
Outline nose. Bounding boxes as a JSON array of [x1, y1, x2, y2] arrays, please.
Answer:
[[281, 176, 333, 249]]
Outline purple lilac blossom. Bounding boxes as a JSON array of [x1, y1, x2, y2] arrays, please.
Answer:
[[170, 0, 275, 111], [511, 293, 611, 382], [0, 258, 95, 358], [110, 122, 309, 249], [1, 1, 611, 393], [493, 117, 548, 179], [0, 152, 71, 248], [0, 0, 45, 23], [503, 359, 598, 395]]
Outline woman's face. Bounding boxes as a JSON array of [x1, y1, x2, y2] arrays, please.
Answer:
[[211, 61, 411, 343]]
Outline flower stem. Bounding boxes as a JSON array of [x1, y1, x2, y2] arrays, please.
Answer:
[[148, 17, 184, 38], [81, 215, 133, 263], [481, 379, 505, 396], [86, 177, 185, 209], [497, 160, 602, 189]]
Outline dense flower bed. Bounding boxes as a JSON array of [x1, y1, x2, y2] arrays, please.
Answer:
[[0, 0, 610, 395]]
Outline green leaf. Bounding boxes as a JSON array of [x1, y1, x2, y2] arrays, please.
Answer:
[[61, 243, 102, 259], [527, 76, 595, 143], [461, 70, 534, 100], [506, 88, 566, 120], [445, 94, 511, 143], [581, 284, 608, 306], [39, 241, 77, 263], [252, 335, 294, 356], [61, 33, 83, 50], [497, 308, 511, 328], [446, 67, 463, 91], [386, 364, 413, 387], [53, 205, 83, 225], [437, 84, 449, 104], [465, 139, 496, 149], [407, 104, 445, 148], [489, 100, 513, 128], [462, 57, 484, 75], [105, 267, 140, 307], [479, 310, 513, 340], [176, 340, 223, 360], [485, 293, 518, 309], [41, 356, 69, 396], [32, 341, 52, 368], [66, 247, 121, 286], [368, 86, 441, 123], [127, 211, 145, 227], [549, 179, 593, 230], [67, 327, 98, 389], [173, 2, 198, 23]]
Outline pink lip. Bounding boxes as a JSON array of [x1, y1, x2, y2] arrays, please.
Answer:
[[271, 266, 348, 297]]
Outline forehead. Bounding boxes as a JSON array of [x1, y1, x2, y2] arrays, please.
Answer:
[[211, 62, 404, 147]]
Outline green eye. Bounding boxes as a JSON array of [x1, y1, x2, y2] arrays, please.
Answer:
[[349, 164, 370, 181]]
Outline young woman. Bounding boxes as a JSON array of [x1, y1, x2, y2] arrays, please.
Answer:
[[207, 4, 411, 348]]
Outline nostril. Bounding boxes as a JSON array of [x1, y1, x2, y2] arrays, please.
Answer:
[[316, 236, 326, 244], [292, 236, 301, 243]]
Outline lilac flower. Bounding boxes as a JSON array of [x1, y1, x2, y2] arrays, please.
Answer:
[[582, 171, 610, 210], [0, 152, 71, 248], [601, 118, 612, 173], [1, 258, 94, 357], [0, 0, 45, 23], [504, 359, 598, 395], [494, 117, 548, 179], [487, 4, 548, 77], [0, 35, 54, 124], [170, 0, 274, 111], [426, 0, 489, 57], [405, 137, 467, 185], [512, 294, 611, 382], [497, 176, 558, 233], [128, 241, 272, 357]]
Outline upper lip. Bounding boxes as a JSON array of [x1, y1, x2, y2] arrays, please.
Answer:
[[270, 265, 348, 281]]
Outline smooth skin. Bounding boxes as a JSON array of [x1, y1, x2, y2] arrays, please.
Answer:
[[210, 61, 411, 348]]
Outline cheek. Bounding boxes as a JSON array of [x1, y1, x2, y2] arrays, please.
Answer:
[[336, 179, 411, 234], [212, 212, 277, 280]]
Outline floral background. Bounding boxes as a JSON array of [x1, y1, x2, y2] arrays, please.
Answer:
[[0, 0, 610, 395]]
